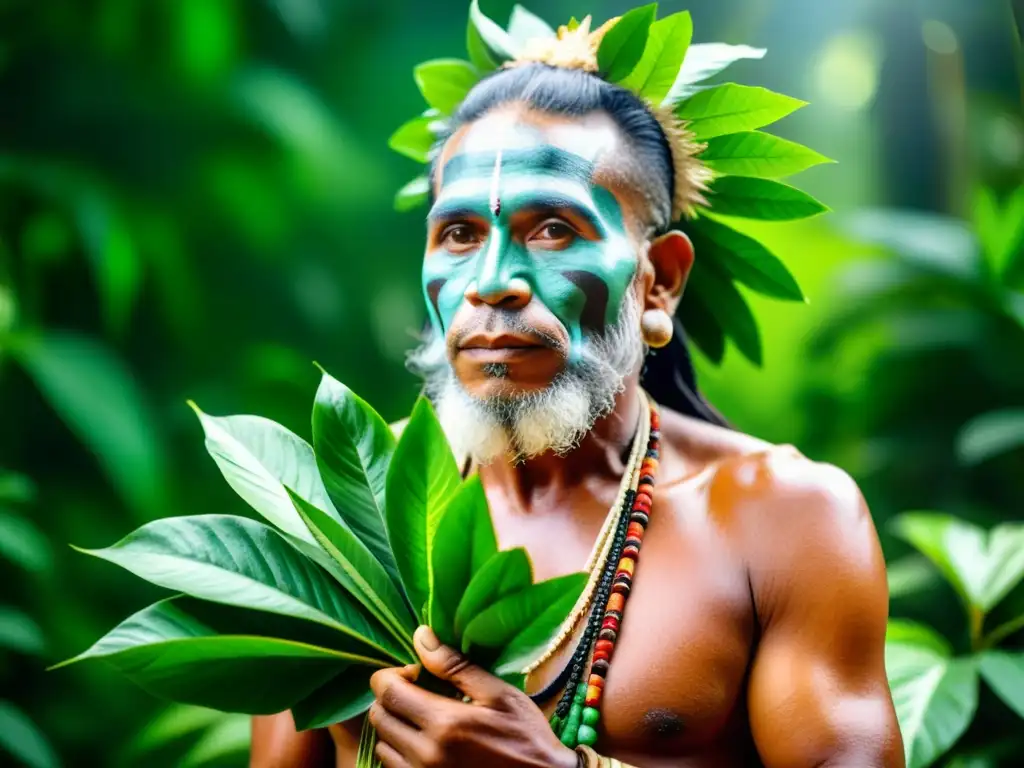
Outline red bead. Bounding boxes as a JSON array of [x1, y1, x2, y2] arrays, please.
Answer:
[[622, 543, 640, 558], [595, 639, 614, 655], [627, 522, 645, 539], [588, 674, 605, 689], [592, 649, 610, 663]]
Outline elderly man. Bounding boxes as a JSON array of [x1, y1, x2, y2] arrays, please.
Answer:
[[252, 11, 903, 768]]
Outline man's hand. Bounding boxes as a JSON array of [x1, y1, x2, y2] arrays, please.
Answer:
[[368, 626, 579, 768]]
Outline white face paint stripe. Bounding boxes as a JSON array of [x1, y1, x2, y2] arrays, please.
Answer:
[[489, 147, 503, 217]]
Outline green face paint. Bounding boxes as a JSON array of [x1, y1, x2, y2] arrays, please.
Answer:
[[423, 145, 638, 363]]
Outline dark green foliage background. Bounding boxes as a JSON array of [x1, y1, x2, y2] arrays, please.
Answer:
[[0, 0, 1020, 765]]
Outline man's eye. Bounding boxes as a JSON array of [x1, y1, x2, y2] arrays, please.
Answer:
[[442, 224, 481, 250], [531, 221, 577, 247]]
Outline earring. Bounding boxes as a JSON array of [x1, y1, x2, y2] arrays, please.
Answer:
[[641, 308, 673, 348]]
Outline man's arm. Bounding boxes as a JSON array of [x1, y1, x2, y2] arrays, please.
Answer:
[[250, 712, 334, 768], [736, 449, 904, 767]]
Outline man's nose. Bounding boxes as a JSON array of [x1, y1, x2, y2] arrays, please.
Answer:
[[464, 230, 532, 310]]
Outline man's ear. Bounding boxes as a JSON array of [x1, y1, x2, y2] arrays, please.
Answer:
[[645, 230, 694, 314]]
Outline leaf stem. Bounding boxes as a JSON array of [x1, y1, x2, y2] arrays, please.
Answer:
[[981, 611, 1024, 650], [969, 605, 986, 651]]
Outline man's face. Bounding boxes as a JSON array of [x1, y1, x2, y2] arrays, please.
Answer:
[[422, 107, 645, 401]]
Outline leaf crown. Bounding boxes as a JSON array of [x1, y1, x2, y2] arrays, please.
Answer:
[[389, 1, 833, 367]]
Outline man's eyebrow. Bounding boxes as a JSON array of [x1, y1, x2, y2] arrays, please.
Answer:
[[512, 194, 604, 233], [427, 203, 483, 226]]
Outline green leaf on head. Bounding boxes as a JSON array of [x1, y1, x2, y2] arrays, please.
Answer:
[[395, 176, 430, 212], [619, 11, 692, 105], [705, 176, 829, 221], [678, 288, 726, 364], [700, 131, 832, 179], [467, 0, 518, 72], [686, 259, 762, 365], [665, 42, 766, 104], [388, 117, 437, 164], [676, 83, 806, 140], [507, 5, 555, 47], [597, 4, 657, 83], [414, 59, 480, 116]]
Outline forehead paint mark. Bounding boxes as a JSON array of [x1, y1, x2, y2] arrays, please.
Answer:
[[441, 146, 595, 187], [562, 271, 610, 334], [489, 148, 503, 217]]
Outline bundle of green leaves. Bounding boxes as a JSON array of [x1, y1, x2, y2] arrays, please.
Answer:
[[390, 1, 831, 367], [54, 371, 586, 731]]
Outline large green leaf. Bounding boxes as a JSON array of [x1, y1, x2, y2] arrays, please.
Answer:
[[892, 512, 1024, 613], [688, 215, 804, 301], [686, 259, 762, 365], [885, 620, 977, 768], [507, 5, 555, 47], [596, 4, 657, 83], [77, 514, 403, 660], [414, 59, 479, 116], [700, 132, 831, 179], [665, 43, 766, 103], [956, 409, 1024, 465], [466, 0, 516, 72], [395, 176, 430, 212], [311, 372, 401, 586], [428, 476, 498, 646], [619, 11, 692, 104], [978, 651, 1024, 720], [454, 548, 532, 639], [462, 572, 587, 652], [12, 331, 167, 517], [493, 580, 588, 676], [191, 404, 332, 542], [55, 599, 368, 713], [287, 489, 415, 653], [292, 666, 376, 730], [385, 396, 462, 623], [676, 83, 807, 140], [0, 700, 58, 768], [705, 176, 829, 221]]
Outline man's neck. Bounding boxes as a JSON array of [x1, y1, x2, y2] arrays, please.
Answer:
[[478, 375, 643, 508]]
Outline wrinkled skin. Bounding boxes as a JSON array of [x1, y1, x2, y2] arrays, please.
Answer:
[[251, 105, 904, 768]]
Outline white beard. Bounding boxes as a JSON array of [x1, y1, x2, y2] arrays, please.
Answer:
[[406, 290, 644, 465]]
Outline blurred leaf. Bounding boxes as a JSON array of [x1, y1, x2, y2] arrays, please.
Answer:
[[291, 666, 375, 730], [842, 209, 982, 281], [676, 83, 806, 140], [597, 4, 657, 83], [287, 489, 416, 654], [678, 286, 726, 363], [0, 606, 45, 655], [619, 11, 692, 104], [892, 513, 1024, 613], [173, 0, 238, 84], [76, 514, 403, 660], [11, 331, 167, 517], [885, 620, 977, 768], [54, 599, 360, 713], [701, 132, 832, 179], [0, 700, 59, 768], [454, 547, 532, 639], [507, 5, 555, 47], [180, 713, 251, 767], [190, 405, 332, 543], [686, 259, 762, 365], [0, 282, 15, 337], [389, 116, 437, 164], [414, 59, 479, 116], [666, 43, 766, 103], [20, 211, 73, 265], [978, 651, 1024, 719], [122, 704, 225, 761], [311, 372, 401, 587], [688, 215, 804, 301], [463, 572, 586, 653], [887, 555, 940, 599], [0, 508, 51, 574], [385, 397, 462, 623], [467, 0, 516, 72], [395, 176, 430, 212], [973, 186, 1024, 281], [429, 476, 498, 647], [75, 192, 142, 336], [956, 409, 1024, 464], [705, 176, 829, 221], [0, 470, 34, 504]]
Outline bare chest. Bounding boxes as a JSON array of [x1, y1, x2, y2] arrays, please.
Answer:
[[495, 486, 758, 765]]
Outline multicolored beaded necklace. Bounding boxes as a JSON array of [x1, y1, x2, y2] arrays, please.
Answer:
[[526, 392, 661, 750]]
